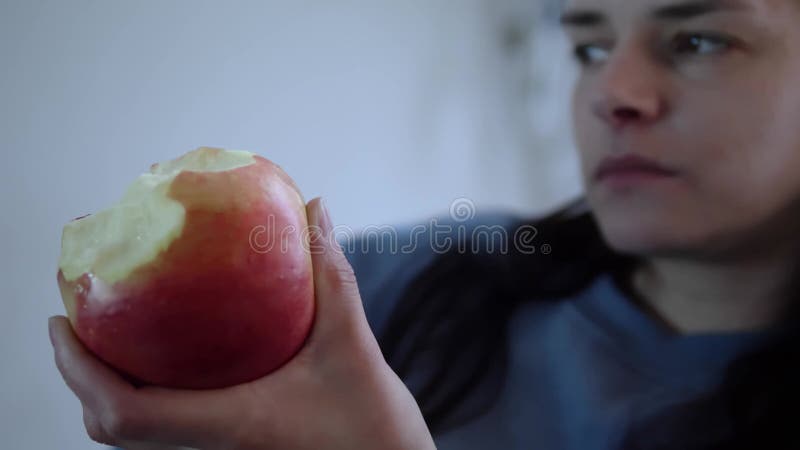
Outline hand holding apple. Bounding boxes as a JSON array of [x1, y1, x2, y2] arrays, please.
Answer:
[[50, 198, 437, 450]]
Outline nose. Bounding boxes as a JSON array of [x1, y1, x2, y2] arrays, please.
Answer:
[[590, 40, 667, 131]]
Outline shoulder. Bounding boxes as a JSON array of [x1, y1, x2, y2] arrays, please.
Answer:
[[339, 210, 522, 336]]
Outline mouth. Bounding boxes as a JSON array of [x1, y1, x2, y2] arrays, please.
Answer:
[[593, 154, 680, 190], [596, 169, 679, 190]]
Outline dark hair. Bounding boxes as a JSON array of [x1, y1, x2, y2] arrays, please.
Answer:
[[376, 196, 800, 449]]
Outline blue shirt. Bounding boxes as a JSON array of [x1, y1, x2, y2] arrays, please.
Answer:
[[344, 212, 782, 450]]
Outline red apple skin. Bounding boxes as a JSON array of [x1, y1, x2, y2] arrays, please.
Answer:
[[57, 152, 315, 389]]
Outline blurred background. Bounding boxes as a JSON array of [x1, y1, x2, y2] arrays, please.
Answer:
[[1, 0, 580, 448]]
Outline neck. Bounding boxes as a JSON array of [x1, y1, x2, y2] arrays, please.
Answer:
[[626, 253, 799, 335]]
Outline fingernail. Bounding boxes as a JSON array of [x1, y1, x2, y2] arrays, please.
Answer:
[[48, 317, 57, 345], [319, 198, 333, 236]]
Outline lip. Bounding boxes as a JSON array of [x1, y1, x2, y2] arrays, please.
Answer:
[[594, 154, 679, 185]]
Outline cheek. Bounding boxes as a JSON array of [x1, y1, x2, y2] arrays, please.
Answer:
[[682, 89, 800, 213], [570, 82, 602, 179], [702, 144, 800, 224], [673, 97, 800, 254]]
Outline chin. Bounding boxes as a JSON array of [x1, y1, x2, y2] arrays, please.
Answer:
[[591, 208, 701, 258]]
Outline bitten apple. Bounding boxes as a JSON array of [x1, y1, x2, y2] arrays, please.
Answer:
[[57, 147, 315, 389]]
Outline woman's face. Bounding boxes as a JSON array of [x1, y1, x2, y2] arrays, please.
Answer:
[[566, 0, 800, 261]]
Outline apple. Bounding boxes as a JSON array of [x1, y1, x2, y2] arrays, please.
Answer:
[[57, 147, 315, 389]]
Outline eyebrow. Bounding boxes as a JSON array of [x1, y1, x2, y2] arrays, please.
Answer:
[[559, 0, 750, 27]]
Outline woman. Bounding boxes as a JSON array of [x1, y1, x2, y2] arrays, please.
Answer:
[[49, 0, 800, 448]]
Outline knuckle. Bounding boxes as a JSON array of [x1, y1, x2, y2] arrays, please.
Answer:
[[101, 407, 141, 441], [84, 411, 115, 445], [86, 423, 112, 445], [325, 262, 358, 290]]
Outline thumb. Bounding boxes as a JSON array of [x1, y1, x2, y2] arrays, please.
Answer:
[[305, 197, 372, 347]]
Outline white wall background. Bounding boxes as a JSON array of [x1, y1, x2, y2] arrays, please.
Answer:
[[0, 0, 580, 448]]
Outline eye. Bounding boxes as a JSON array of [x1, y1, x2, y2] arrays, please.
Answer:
[[670, 32, 734, 56], [572, 43, 610, 66]]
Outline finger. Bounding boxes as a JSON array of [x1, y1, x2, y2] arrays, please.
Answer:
[[49, 316, 134, 412], [50, 316, 236, 448], [126, 385, 253, 448], [86, 404, 189, 450], [305, 197, 371, 342]]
